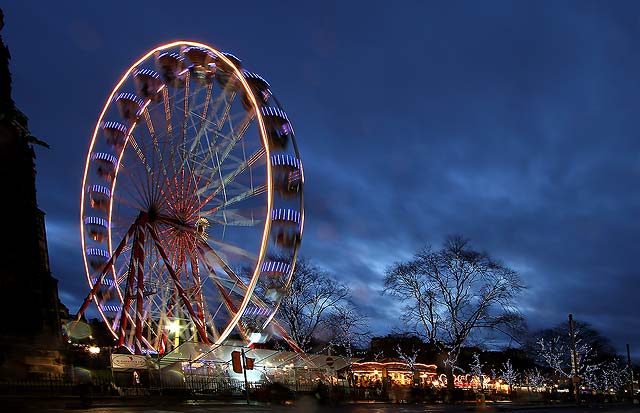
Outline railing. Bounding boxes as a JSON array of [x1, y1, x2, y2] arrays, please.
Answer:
[[0, 373, 114, 396], [0, 371, 405, 403]]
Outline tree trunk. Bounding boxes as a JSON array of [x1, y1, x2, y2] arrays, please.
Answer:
[[445, 363, 455, 402]]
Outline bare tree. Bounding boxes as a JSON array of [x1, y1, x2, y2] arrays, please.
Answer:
[[537, 336, 570, 379], [277, 258, 360, 352], [383, 235, 525, 388], [536, 325, 600, 382], [469, 353, 485, 390], [326, 302, 370, 351], [499, 359, 519, 392], [384, 258, 439, 344], [524, 368, 546, 392], [395, 344, 419, 373], [588, 360, 628, 393], [536, 327, 629, 394], [534, 320, 634, 396]]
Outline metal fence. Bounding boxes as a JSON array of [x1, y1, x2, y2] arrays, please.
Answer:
[[0, 373, 113, 396], [0, 371, 389, 402]]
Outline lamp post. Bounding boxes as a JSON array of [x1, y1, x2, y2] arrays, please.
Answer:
[[627, 344, 634, 404], [568, 314, 580, 404]]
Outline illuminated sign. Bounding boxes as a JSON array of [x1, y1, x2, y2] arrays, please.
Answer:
[[111, 354, 148, 370]]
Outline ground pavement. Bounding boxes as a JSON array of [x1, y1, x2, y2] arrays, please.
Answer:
[[2, 396, 639, 412]]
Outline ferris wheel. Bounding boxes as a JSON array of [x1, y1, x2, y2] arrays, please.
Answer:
[[78, 41, 303, 355]]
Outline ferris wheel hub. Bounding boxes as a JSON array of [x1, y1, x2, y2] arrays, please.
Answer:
[[195, 217, 210, 240], [147, 203, 161, 223]]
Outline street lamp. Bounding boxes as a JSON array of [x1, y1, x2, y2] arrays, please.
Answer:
[[167, 320, 181, 347]]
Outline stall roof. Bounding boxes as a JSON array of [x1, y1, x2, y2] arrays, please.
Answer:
[[158, 340, 359, 371]]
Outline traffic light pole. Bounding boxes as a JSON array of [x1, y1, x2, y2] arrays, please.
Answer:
[[241, 349, 250, 405]]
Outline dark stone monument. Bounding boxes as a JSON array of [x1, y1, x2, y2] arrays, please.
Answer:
[[0, 8, 64, 378]]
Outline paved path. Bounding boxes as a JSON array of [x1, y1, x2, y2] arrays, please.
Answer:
[[3, 396, 638, 413]]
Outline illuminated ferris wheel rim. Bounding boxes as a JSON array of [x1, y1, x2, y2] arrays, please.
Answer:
[[79, 40, 304, 352]]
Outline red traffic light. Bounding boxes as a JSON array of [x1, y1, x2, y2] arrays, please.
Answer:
[[231, 351, 242, 373]]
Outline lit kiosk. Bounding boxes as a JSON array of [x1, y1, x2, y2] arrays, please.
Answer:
[[350, 358, 438, 387]]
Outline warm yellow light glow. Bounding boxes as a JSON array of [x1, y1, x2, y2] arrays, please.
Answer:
[[167, 320, 181, 334], [249, 332, 262, 344], [88, 346, 101, 354]]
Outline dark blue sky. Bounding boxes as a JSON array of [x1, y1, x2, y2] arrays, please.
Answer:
[[4, 1, 640, 355]]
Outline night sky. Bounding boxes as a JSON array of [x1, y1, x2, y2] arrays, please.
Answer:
[[4, 2, 640, 356]]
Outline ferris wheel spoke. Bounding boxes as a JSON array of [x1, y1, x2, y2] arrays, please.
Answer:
[[186, 90, 240, 177], [240, 138, 255, 199], [117, 225, 143, 346], [185, 105, 219, 196], [215, 282, 239, 314], [141, 108, 174, 198], [176, 84, 236, 166], [112, 187, 144, 213], [187, 156, 222, 194], [128, 135, 152, 175], [205, 238, 258, 263], [193, 112, 255, 200], [202, 209, 260, 227], [161, 86, 173, 136], [195, 146, 265, 210], [153, 296, 170, 351], [214, 90, 237, 139], [197, 241, 262, 333], [148, 223, 211, 344], [223, 184, 268, 209], [200, 244, 280, 317], [125, 135, 165, 207], [199, 277, 242, 340], [209, 281, 254, 343], [213, 111, 254, 170], [174, 114, 226, 189], [198, 241, 246, 285], [181, 71, 191, 154], [198, 184, 266, 218], [115, 162, 151, 212], [199, 257, 241, 322], [76, 217, 141, 322], [184, 84, 239, 181], [199, 247, 284, 335], [186, 249, 208, 331], [197, 246, 248, 306], [161, 86, 181, 178], [184, 82, 214, 155], [208, 85, 238, 146], [113, 258, 131, 286], [202, 145, 265, 201], [199, 82, 214, 132], [115, 155, 146, 205]]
